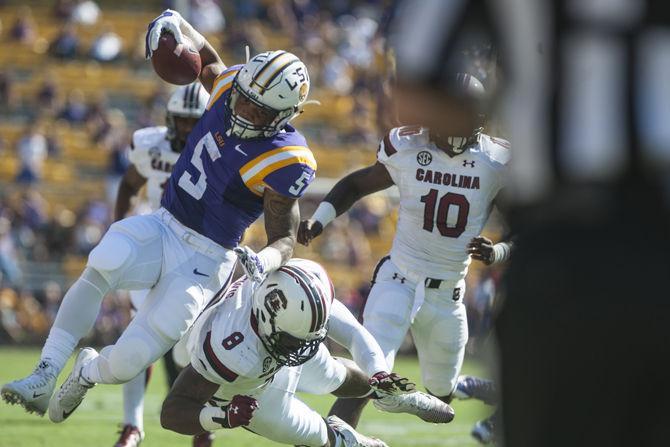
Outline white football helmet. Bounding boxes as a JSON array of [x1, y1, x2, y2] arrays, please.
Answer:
[[251, 259, 333, 367], [166, 82, 209, 151], [227, 50, 312, 139]]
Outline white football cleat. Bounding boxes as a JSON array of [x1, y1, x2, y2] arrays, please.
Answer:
[[1, 359, 58, 416], [48, 347, 98, 423], [373, 391, 455, 423], [326, 415, 388, 447]]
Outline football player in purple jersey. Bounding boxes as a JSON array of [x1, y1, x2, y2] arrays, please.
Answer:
[[2, 9, 320, 426]]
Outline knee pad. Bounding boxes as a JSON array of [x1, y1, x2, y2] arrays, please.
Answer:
[[364, 307, 410, 340], [363, 311, 410, 369], [369, 309, 407, 327], [87, 231, 134, 287], [107, 335, 154, 383]]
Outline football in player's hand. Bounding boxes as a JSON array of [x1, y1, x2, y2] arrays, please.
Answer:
[[151, 31, 201, 85]]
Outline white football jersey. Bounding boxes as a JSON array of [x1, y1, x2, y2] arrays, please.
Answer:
[[127, 126, 180, 211], [187, 276, 282, 400], [378, 126, 510, 281], [186, 259, 388, 400]]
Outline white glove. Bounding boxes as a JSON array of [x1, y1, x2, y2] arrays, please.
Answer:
[[145, 10, 184, 58], [145, 9, 205, 59], [234, 246, 265, 283]]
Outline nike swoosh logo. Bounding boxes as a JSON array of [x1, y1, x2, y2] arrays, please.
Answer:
[[234, 144, 247, 156], [193, 268, 209, 277], [62, 400, 83, 420], [32, 392, 45, 398]]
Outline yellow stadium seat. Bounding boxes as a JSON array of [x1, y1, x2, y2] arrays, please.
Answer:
[[0, 156, 19, 180]]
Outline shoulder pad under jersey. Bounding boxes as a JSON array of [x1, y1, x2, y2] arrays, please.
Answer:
[[131, 126, 168, 151], [128, 126, 168, 167], [379, 125, 430, 159], [207, 64, 244, 110], [478, 134, 511, 167]]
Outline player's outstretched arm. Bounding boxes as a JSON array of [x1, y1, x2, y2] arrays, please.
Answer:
[[145, 9, 225, 93], [327, 300, 388, 378], [161, 365, 258, 435], [298, 162, 394, 246], [327, 299, 415, 397], [114, 165, 147, 221]]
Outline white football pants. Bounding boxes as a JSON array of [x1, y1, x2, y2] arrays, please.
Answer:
[[361, 256, 468, 397], [85, 208, 236, 384]]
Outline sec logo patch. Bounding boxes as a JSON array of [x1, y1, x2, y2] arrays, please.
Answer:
[[417, 151, 432, 166]]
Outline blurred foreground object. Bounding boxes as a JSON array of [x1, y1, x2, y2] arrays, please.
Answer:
[[390, 1, 670, 446]]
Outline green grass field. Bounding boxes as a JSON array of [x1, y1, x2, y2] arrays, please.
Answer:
[[0, 347, 493, 446]]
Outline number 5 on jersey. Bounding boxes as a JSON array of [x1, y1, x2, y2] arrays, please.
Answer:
[[289, 171, 311, 196], [178, 132, 221, 200]]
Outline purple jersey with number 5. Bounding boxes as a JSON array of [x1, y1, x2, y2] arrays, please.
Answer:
[[161, 65, 317, 248]]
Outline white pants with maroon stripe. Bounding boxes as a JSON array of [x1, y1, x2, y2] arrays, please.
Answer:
[[362, 256, 468, 397]]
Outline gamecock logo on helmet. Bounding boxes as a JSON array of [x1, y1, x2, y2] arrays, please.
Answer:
[[264, 289, 288, 316]]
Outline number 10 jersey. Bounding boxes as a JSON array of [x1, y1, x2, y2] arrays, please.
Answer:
[[377, 126, 510, 281]]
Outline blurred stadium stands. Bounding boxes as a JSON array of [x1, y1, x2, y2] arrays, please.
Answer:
[[0, 0, 502, 352]]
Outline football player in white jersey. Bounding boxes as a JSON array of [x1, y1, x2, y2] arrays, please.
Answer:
[[112, 82, 210, 447], [161, 258, 454, 447], [298, 74, 512, 427]]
